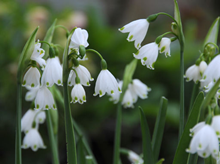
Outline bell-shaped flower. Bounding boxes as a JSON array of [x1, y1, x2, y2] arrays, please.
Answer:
[[185, 61, 207, 84], [35, 111, 46, 124], [122, 87, 134, 108], [68, 65, 93, 87], [22, 67, 41, 88], [119, 19, 149, 49], [109, 80, 123, 104], [25, 85, 39, 101], [186, 124, 219, 159], [41, 57, 62, 87], [201, 55, 220, 87], [133, 42, 159, 70], [21, 109, 37, 133], [70, 83, 86, 104], [211, 115, 220, 138], [94, 69, 122, 97], [159, 37, 171, 57], [129, 79, 151, 102], [35, 86, 56, 110], [69, 28, 89, 50], [128, 151, 144, 164], [30, 42, 46, 68], [22, 128, 46, 151]]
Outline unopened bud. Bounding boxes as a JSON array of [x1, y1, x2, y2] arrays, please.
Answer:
[[79, 45, 86, 59]]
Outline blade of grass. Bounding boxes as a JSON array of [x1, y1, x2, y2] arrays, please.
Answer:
[[152, 97, 168, 161], [139, 106, 154, 164], [173, 92, 204, 164]]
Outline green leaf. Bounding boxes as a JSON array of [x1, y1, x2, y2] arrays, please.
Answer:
[[46, 110, 60, 164], [16, 27, 38, 164], [42, 19, 57, 59], [203, 17, 220, 47], [139, 107, 155, 164], [152, 97, 168, 161], [78, 136, 86, 164], [173, 0, 182, 27], [173, 92, 204, 164], [120, 59, 137, 101], [156, 158, 165, 164]]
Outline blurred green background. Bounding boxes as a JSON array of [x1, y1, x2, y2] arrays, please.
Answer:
[[1, 0, 220, 163]]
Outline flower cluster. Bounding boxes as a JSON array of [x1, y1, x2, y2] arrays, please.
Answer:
[[110, 79, 151, 108], [68, 28, 122, 103], [186, 116, 220, 159], [21, 41, 61, 151], [119, 19, 172, 70]]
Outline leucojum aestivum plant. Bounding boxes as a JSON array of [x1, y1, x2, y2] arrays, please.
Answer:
[[15, 0, 220, 164]]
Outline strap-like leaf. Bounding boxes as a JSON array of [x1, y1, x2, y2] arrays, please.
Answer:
[[152, 97, 168, 161], [203, 17, 220, 47], [139, 107, 155, 164], [173, 92, 204, 164]]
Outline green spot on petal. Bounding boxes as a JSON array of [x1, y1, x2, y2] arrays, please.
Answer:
[[118, 87, 121, 92], [137, 43, 140, 48], [160, 46, 166, 53], [216, 131, 220, 136], [152, 62, 156, 69], [204, 75, 206, 79], [83, 95, 86, 101], [87, 82, 89, 86], [46, 82, 49, 86], [53, 104, 56, 108], [75, 97, 78, 101], [80, 100, 83, 103], [23, 80, 26, 85], [37, 50, 39, 52], [99, 90, 102, 96], [134, 51, 139, 55], [58, 80, 61, 84], [129, 35, 133, 40], [111, 90, 114, 94], [202, 152, 206, 157], [119, 27, 125, 31], [143, 57, 147, 61], [31, 83, 35, 87], [36, 104, 40, 109], [45, 105, 49, 109], [34, 145, 37, 149]]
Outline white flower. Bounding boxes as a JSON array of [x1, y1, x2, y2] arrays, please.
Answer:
[[41, 57, 62, 87], [128, 151, 143, 164], [119, 19, 149, 49], [159, 37, 171, 57], [21, 109, 37, 133], [211, 115, 220, 138], [122, 87, 134, 108], [189, 121, 205, 136], [35, 111, 46, 124], [133, 42, 158, 70], [69, 28, 89, 50], [30, 42, 46, 68], [22, 67, 41, 88], [94, 69, 122, 97], [185, 61, 207, 84], [70, 83, 86, 104], [68, 65, 93, 86], [201, 55, 220, 87], [109, 80, 123, 104], [25, 86, 39, 101], [22, 128, 46, 151], [186, 124, 219, 159], [130, 79, 151, 102], [35, 86, 56, 110]]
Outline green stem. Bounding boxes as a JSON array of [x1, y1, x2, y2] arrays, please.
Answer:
[[55, 25, 70, 34], [204, 42, 219, 53], [63, 82, 77, 164], [157, 12, 178, 24], [113, 103, 122, 164], [15, 80, 22, 164], [179, 46, 185, 138], [72, 119, 98, 164], [46, 110, 60, 164], [188, 83, 200, 116], [86, 49, 104, 60]]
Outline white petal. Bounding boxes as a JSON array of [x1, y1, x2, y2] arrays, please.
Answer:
[[185, 65, 201, 83], [71, 84, 86, 104], [21, 109, 37, 133], [23, 67, 41, 88], [35, 111, 46, 124]]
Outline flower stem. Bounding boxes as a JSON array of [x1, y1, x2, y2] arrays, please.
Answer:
[[157, 12, 178, 23], [15, 80, 22, 164], [113, 103, 122, 164], [179, 46, 185, 138], [46, 110, 60, 164], [188, 83, 200, 116], [86, 49, 104, 60]]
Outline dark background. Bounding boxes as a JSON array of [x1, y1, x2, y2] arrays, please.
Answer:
[[0, 0, 220, 163]]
